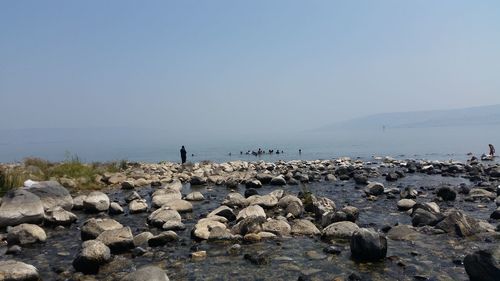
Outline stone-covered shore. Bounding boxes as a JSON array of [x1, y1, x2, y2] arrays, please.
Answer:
[[0, 157, 499, 281]]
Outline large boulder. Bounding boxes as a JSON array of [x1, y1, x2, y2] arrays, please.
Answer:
[[208, 206, 236, 222], [151, 189, 182, 208], [223, 192, 248, 208], [120, 266, 170, 281], [290, 219, 320, 236], [350, 228, 387, 261], [365, 182, 384, 196], [262, 219, 291, 236], [7, 224, 46, 245], [270, 175, 286, 186], [435, 210, 481, 237], [81, 218, 123, 240], [25, 181, 73, 210], [0, 260, 39, 281], [411, 208, 440, 227], [160, 199, 192, 213], [246, 194, 278, 208], [464, 249, 500, 281], [83, 191, 110, 212], [72, 240, 111, 274], [128, 199, 148, 213], [322, 221, 360, 240], [0, 189, 44, 228], [96, 227, 134, 253], [193, 218, 227, 240]]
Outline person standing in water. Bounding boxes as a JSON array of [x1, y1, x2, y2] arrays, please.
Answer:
[[489, 144, 495, 157], [180, 146, 187, 164]]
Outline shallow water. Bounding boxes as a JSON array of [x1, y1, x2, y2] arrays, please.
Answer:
[[1, 170, 498, 281]]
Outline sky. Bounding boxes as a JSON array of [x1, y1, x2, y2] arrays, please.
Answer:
[[1, 0, 500, 136]]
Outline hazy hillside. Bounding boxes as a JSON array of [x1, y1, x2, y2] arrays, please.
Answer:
[[320, 104, 500, 130]]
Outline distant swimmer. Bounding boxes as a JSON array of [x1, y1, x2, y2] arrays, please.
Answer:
[[489, 144, 495, 157], [299, 149, 302, 154], [180, 145, 187, 164]]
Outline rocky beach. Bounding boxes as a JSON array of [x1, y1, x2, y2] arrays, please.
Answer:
[[0, 157, 499, 281]]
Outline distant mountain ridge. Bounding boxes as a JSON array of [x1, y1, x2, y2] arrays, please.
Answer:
[[320, 104, 500, 130]]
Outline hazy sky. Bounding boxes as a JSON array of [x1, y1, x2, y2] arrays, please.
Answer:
[[1, 0, 500, 135]]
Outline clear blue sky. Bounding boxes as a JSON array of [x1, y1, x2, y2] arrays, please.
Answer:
[[1, 0, 499, 135]]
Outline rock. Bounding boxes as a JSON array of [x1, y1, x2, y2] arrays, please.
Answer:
[[223, 192, 248, 208], [411, 208, 440, 227], [278, 195, 302, 208], [244, 251, 271, 265], [161, 199, 193, 213], [109, 202, 124, 214], [464, 249, 500, 281], [491, 207, 500, 220], [81, 218, 123, 240], [133, 232, 153, 247], [6, 245, 22, 255], [7, 224, 47, 245], [290, 219, 320, 236], [120, 266, 170, 281], [208, 206, 236, 222], [121, 180, 135, 190], [385, 172, 399, 181], [236, 205, 266, 221], [256, 173, 273, 184], [246, 180, 262, 189], [0, 260, 39, 281], [365, 182, 384, 196], [162, 220, 186, 231], [191, 250, 207, 260], [73, 240, 111, 274], [83, 191, 110, 212], [44, 206, 77, 225], [437, 186, 456, 201], [72, 195, 86, 210], [397, 199, 416, 211], [286, 201, 304, 217], [246, 194, 278, 208], [326, 174, 337, 181], [353, 173, 368, 184], [208, 226, 235, 241], [125, 191, 141, 203], [342, 206, 359, 222], [193, 218, 227, 240], [128, 199, 148, 213], [270, 175, 286, 186], [468, 188, 496, 200], [322, 221, 360, 240], [147, 207, 181, 228], [350, 228, 387, 261], [244, 233, 262, 243], [25, 181, 73, 210], [231, 216, 266, 235], [190, 175, 207, 186], [262, 219, 291, 236], [228, 244, 242, 255], [0, 189, 44, 228], [59, 177, 77, 189], [400, 186, 418, 199], [106, 173, 126, 185], [148, 231, 178, 247], [244, 188, 259, 198], [305, 196, 336, 218], [151, 189, 182, 208], [436, 210, 481, 237], [96, 227, 134, 253], [387, 225, 420, 241], [185, 192, 204, 201]]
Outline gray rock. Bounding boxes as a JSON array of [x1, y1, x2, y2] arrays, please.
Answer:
[[0, 189, 44, 228], [436, 210, 481, 237], [109, 202, 124, 214], [464, 249, 500, 281], [73, 240, 111, 274], [245, 179, 262, 189], [231, 216, 266, 235], [121, 180, 135, 190], [151, 189, 182, 208], [236, 205, 266, 221], [262, 219, 291, 236], [162, 220, 186, 231], [44, 206, 77, 225], [437, 186, 456, 201], [468, 188, 496, 200], [72, 195, 86, 210], [147, 207, 181, 228], [387, 225, 421, 241], [246, 194, 278, 208], [7, 224, 47, 245], [128, 199, 148, 213], [411, 208, 440, 227], [185, 192, 205, 201], [322, 221, 360, 240], [125, 191, 141, 203], [365, 182, 384, 196], [290, 219, 320, 236], [160, 199, 192, 213], [133, 232, 154, 247], [83, 191, 110, 212], [491, 207, 500, 220], [270, 175, 286, 186], [223, 192, 248, 208], [208, 206, 236, 222], [96, 227, 134, 253], [286, 201, 304, 218], [120, 266, 170, 281], [25, 181, 73, 210], [148, 231, 178, 247], [350, 228, 387, 261], [81, 218, 123, 240], [0, 260, 39, 281], [397, 199, 416, 210], [193, 218, 227, 240], [400, 186, 418, 199]]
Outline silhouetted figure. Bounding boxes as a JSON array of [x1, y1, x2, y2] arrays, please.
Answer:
[[299, 149, 302, 154], [180, 146, 187, 164], [489, 144, 495, 156]]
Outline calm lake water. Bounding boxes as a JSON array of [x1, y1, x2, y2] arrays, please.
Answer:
[[0, 125, 499, 163]]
